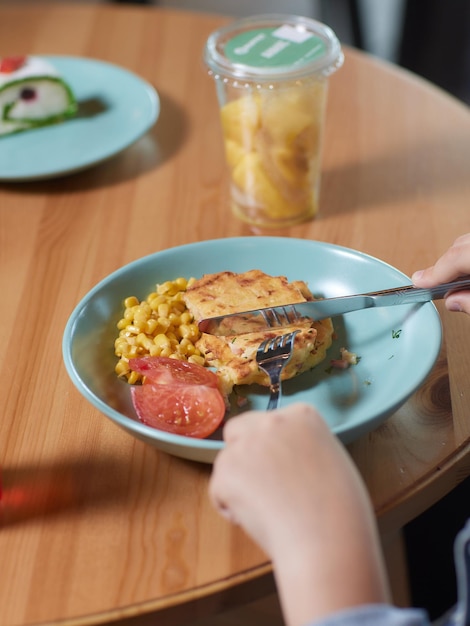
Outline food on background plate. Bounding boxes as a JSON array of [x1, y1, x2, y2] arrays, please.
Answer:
[[0, 55, 77, 136], [115, 270, 334, 438], [184, 270, 334, 395]]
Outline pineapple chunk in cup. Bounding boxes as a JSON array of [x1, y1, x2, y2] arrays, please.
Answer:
[[204, 15, 343, 228]]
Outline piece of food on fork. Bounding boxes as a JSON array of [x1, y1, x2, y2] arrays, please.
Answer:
[[183, 269, 334, 395], [0, 55, 77, 136]]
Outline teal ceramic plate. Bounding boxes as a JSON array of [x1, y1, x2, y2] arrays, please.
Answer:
[[0, 56, 159, 181], [63, 237, 442, 464]]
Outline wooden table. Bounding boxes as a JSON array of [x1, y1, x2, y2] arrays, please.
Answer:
[[1, 3, 470, 625]]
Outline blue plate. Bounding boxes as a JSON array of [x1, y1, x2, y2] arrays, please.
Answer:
[[0, 56, 159, 181], [63, 237, 442, 463]]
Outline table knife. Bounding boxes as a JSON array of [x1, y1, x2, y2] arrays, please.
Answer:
[[198, 276, 470, 336]]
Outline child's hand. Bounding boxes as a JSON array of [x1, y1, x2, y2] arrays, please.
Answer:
[[209, 403, 389, 626], [412, 233, 470, 313]]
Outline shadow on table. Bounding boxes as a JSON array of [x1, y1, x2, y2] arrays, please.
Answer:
[[0, 454, 129, 527], [320, 130, 470, 217], [0, 89, 188, 194]]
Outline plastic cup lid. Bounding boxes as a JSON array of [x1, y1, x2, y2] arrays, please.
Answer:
[[204, 14, 344, 82]]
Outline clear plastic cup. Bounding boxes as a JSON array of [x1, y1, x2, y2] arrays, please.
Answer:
[[204, 14, 343, 228]]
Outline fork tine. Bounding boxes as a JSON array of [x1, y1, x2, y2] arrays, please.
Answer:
[[258, 337, 271, 353], [260, 306, 302, 329], [255, 330, 299, 410], [257, 331, 297, 357], [258, 334, 283, 357], [281, 332, 294, 348], [276, 331, 296, 350]]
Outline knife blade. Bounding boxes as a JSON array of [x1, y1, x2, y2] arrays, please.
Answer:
[[198, 276, 470, 336]]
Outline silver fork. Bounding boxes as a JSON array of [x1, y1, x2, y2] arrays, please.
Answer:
[[256, 331, 299, 410]]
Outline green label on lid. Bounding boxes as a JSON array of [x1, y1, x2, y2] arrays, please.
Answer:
[[224, 25, 327, 69]]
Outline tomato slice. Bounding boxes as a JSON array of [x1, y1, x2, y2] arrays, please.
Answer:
[[129, 356, 219, 388], [131, 383, 225, 438], [0, 56, 27, 73]]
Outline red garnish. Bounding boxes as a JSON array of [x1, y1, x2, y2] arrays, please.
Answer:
[[330, 359, 350, 370], [0, 56, 27, 74]]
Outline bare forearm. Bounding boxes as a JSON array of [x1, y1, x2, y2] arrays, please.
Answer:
[[268, 470, 389, 625]]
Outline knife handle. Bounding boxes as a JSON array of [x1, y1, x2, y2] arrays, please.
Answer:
[[367, 275, 470, 302]]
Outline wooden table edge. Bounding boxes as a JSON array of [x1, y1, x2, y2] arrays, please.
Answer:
[[52, 563, 275, 626]]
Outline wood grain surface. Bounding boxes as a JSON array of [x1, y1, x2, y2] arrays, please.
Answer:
[[1, 3, 470, 625]]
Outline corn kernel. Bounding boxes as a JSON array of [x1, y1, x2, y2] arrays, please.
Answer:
[[124, 296, 139, 308], [157, 317, 171, 332], [134, 304, 151, 323], [166, 331, 178, 344], [136, 333, 154, 351], [117, 318, 131, 330], [124, 308, 136, 321], [188, 354, 205, 366], [153, 333, 171, 349], [144, 318, 158, 334], [157, 281, 174, 295], [174, 277, 187, 290], [115, 360, 130, 377], [158, 303, 170, 318], [180, 311, 191, 324], [169, 313, 181, 325], [127, 370, 141, 385], [127, 345, 139, 358], [172, 299, 187, 312], [149, 295, 165, 310], [125, 324, 141, 335]]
